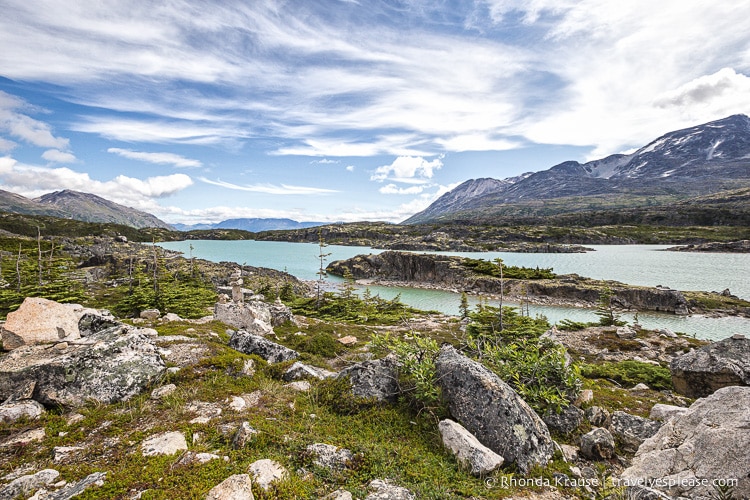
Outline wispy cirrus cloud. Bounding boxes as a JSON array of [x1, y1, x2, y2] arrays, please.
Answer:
[[198, 177, 338, 195], [108, 147, 202, 168]]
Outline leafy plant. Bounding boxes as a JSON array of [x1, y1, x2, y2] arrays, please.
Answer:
[[370, 331, 441, 412]]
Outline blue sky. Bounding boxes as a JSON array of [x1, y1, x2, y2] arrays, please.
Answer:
[[1, 0, 749, 224]]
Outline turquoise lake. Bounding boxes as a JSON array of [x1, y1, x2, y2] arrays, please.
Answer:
[[158, 240, 750, 340]]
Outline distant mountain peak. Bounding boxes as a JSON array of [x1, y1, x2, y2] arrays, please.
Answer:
[[0, 189, 174, 229], [404, 114, 750, 224]]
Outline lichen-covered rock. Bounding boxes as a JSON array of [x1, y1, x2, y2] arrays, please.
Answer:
[[0, 469, 59, 500], [580, 427, 615, 460], [282, 362, 335, 382], [337, 354, 400, 402], [434, 345, 554, 474], [141, 431, 188, 456], [0, 326, 165, 407], [610, 411, 662, 453], [0, 297, 112, 349], [438, 419, 504, 476], [228, 330, 298, 363], [215, 300, 292, 333], [365, 479, 415, 500], [232, 422, 259, 449], [542, 405, 584, 435], [248, 459, 287, 490], [205, 474, 255, 500], [584, 406, 611, 428], [670, 334, 750, 398], [306, 443, 354, 471], [621, 386, 750, 500], [0, 400, 45, 423]]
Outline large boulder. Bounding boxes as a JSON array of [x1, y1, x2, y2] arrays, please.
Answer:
[[580, 427, 615, 460], [621, 386, 750, 500], [337, 354, 400, 403], [434, 345, 554, 474], [0, 325, 166, 407], [228, 330, 298, 363], [214, 300, 293, 334], [0, 297, 113, 349], [670, 334, 750, 398]]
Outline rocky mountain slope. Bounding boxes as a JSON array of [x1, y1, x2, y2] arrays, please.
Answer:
[[406, 114, 750, 224], [0, 189, 172, 229]]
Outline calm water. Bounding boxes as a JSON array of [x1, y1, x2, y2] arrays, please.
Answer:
[[158, 240, 750, 340]]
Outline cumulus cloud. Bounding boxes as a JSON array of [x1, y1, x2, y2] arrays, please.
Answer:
[[0, 155, 193, 208], [42, 149, 77, 163], [654, 68, 750, 108], [345, 165, 355, 172], [108, 147, 202, 168], [370, 156, 443, 184], [198, 177, 338, 195]]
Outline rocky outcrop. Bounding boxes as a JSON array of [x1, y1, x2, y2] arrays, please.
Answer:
[[1, 297, 116, 350], [337, 354, 400, 403], [621, 386, 750, 500], [438, 419, 504, 476], [434, 345, 554, 474], [670, 334, 750, 398], [327, 251, 693, 314], [0, 323, 165, 408], [0, 469, 60, 499], [228, 330, 299, 363]]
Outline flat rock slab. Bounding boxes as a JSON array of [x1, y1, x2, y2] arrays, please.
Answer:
[[141, 431, 188, 456], [307, 443, 354, 471], [438, 419, 503, 476], [0, 326, 165, 408], [434, 345, 554, 474], [1, 297, 85, 349], [205, 474, 255, 500], [0, 400, 46, 424]]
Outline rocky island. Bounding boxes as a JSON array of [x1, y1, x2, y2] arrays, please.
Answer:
[[327, 250, 750, 317]]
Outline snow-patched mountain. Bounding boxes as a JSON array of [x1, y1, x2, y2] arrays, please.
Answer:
[[405, 114, 750, 224]]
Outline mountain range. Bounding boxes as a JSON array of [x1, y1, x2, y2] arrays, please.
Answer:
[[405, 114, 750, 224], [172, 218, 325, 232], [0, 189, 173, 229]]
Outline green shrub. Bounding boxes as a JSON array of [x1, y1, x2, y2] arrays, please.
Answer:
[[370, 332, 442, 412], [580, 360, 672, 390], [463, 257, 555, 279], [313, 376, 380, 415]]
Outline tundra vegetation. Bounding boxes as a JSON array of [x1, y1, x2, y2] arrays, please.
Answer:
[[0, 221, 720, 499]]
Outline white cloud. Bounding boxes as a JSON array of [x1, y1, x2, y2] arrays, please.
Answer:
[[345, 165, 355, 172], [371, 156, 444, 183], [0, 91, 70, 150], [654, 68, 750, 110], [311, 158, 339, 164], [41, 149, 77, 163], [0, 137, 16, 152], [198, 177, 338, 195], [0, 155, 192, 209], [378, 184, 427, 195], [107, 147, 202, 168]]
